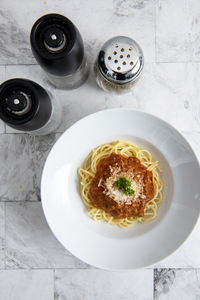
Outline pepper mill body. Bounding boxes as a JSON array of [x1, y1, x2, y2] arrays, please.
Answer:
[[0, 78, 62, 135], [30, 13, 89, 90]]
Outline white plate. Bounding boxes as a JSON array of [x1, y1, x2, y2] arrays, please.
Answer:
[[41, 109, 200, 270]]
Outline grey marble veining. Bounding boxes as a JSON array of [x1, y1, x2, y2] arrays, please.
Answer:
[[4, 62, 200, 134], [190, 0, 200, 61], [0, 133, 59, 201], [0, 270, 54, 300], [156, 0, 200, 62], [5, 64, 54, 92], [5, 202, 89, 269], [0, 0, 155, 64], [0, 118, 5, 134], [0, 203, 5, 269], [0, 121, 4, 133], [0, 9, 35, 65], [154, 269, 200, 300], [113, 0, 151, 16], [0, 134, 37, 201], [0, 0, 200, 298], [0, 65, 5, 133], [0, 65, 5, 80], [125, 62, 200, 132], [55, 269, 153, 300]]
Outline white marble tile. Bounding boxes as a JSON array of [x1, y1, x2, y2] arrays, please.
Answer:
[[5, 64, 53, 91], [156, 0, 191, 62], [0, 65, 6, 133], [1, 0, 200, 297], [0, 133, 36, 201], [0, 122, 5, 136], [0, 270, 53, 300], [51, 62, 200, 133], [156, 0, 200, 62], [0, 9, 35, 64], [0, 65, 5, 81], [190, 0, 200, 61], [0, 133, 58, 201], [4, 64, 136, 132], [128, 62, 200, 132], [154, 269, 200, 300], [0, 203, 5, 269], [153, 216, 200, 268], [0, 0, 155, 64], [55, 269, 153, 300], [6, 61, 200, 133], [33, 133, 62, 196], [5, 202, 89, 268], [81, 0, 156, 63]]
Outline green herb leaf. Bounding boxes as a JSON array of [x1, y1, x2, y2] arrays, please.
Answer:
[[115, 177, 135, 196]]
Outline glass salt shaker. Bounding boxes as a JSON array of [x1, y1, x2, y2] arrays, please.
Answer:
[[94, 36, 144, 94]]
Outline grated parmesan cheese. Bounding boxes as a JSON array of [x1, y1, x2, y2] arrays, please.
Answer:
[[103, 166, 145, 205], [98, 178, 103, 187]]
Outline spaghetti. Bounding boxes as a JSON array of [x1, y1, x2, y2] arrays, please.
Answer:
[[78, 141, 163, 228]]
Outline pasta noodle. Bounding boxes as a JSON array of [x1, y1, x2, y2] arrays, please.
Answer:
[[78, 141, 163, 228]]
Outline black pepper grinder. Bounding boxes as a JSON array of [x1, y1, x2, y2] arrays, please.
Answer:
[[0, 78, 61, 135], [30, 13, 89, 89]]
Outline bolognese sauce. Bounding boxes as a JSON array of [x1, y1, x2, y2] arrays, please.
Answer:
[[89, 153, 154, 219]]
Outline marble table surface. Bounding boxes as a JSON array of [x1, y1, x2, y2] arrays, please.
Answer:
[[0, 0, 200, 299]]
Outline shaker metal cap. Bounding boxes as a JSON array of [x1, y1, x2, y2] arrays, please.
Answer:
[[97, 36, 144, 85]]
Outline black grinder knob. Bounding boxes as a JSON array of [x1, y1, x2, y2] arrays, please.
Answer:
[[0, 79, 52, 132], [43, 27, 67, 53], [5, 91, 32, 115]]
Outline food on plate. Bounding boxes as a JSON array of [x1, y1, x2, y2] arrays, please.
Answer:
[[78, 141, 163, 228]]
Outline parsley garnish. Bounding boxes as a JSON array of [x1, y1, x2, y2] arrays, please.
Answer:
[[115, 177, 135, 196]]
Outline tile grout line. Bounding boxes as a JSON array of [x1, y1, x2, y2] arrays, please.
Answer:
[[53, 269, 55, 300], [154, 0, 157, 64], [2, 267, 200, 271], [1, 268, 91, 280], [0, 66, 6, 134], [153, 268, 156, 300], [1, 64, 39, 66], [4, 202, 6, 270], [1, 130, 200, 138], [4, 65, 7, 78], [1, 62, 95, 67], [0, 200, 41, 203], [2, 62, 200, 68]]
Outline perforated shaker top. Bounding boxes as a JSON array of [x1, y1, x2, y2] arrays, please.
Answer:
[[97, 36, 144, 85]]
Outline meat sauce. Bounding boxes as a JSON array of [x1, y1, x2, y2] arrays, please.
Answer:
[[89, 154, 154, 219]]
